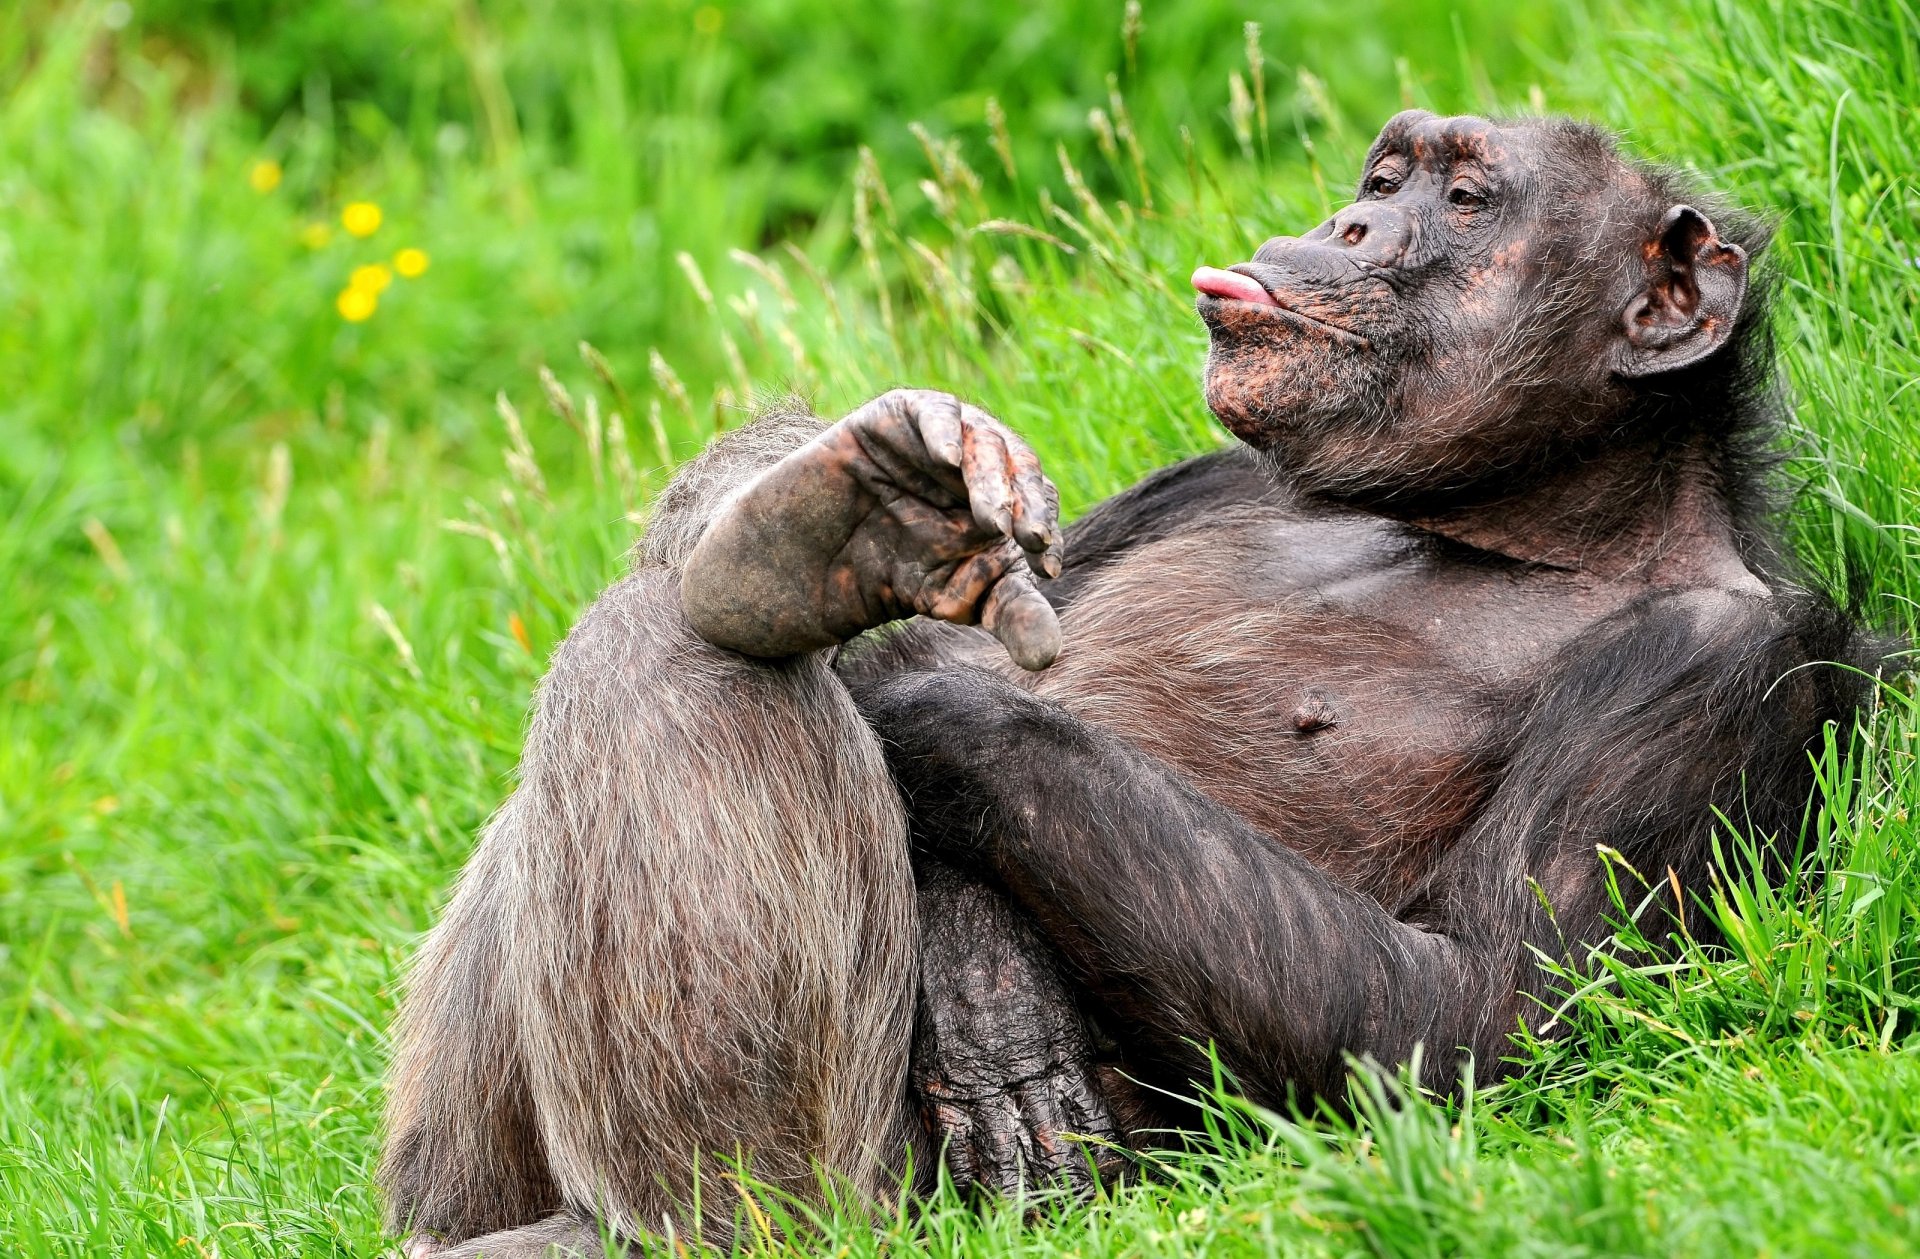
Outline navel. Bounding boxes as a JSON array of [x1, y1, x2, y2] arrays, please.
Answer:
[[1292, 687, 1339, 733]]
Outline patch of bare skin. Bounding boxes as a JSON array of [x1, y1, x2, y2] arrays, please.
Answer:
[[1450, 128, 1494, 159], [1491, 239, 1530, 268]]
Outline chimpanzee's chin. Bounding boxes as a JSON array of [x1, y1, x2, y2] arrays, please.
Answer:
[[1202, 338, 1365, 453], [1201, 363, 1288, 448]]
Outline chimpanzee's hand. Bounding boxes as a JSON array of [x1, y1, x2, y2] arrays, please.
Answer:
[[911, 863, 1126, 1200], [680, 389, 1065, 670]]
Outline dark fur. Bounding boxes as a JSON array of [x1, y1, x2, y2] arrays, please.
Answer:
[[380, 114, 1886, 1256]]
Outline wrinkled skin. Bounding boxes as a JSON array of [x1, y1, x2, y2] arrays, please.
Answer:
[[682, 388, 1066, 671], [1198, 110, 1745, 508], [909, 863, 1127, 1197]]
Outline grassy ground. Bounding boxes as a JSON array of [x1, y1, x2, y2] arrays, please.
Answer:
[[1, 0, 1917, 1254]]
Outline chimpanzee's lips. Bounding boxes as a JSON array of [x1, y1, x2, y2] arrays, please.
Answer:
[[1191, 263, 1368, 347], [1191, 265, 1278, 306]]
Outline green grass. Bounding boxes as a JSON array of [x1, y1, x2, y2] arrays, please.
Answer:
[[1, 0, 1917, 1254]]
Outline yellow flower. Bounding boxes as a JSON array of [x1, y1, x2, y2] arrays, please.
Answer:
[[342, 201, 383, 238], [351, 263, 394, 294], [393, 247, 430, 278], [248, 159, 282, 193], [337, 286, 378, 322], [693, 5, 723, 34], [300, 222, 333, 250]]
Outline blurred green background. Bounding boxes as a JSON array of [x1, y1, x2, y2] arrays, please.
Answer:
[[2, 0, 1918, 1255], [0, 0, 1570, 485]]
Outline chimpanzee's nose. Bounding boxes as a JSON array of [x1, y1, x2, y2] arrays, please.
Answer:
[[1259, 202, 1412, 269], [1330, 203, 1411, 260]]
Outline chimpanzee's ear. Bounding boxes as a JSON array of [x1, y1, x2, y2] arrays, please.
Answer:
[[1613, 204, 1748, 378]]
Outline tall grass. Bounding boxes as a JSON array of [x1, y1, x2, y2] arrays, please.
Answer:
[[1, 0, 1917, 1255]]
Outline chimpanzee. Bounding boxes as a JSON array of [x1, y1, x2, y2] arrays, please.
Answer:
[[380, 111, 1880, 1258]]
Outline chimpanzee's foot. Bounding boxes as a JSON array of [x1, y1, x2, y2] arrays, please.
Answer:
[[915, 1052, 1128, 1199], [910, 862, 1128, 1199]]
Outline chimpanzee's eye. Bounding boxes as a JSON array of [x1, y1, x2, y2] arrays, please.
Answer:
[[1448, 185, 1487, 210], [1365, 173, 1402, 197]]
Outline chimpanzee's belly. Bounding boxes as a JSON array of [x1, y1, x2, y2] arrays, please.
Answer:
[[1011, 505, 1606, 910]]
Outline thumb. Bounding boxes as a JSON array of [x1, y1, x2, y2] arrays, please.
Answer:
[[981, 572, 1062, 671]]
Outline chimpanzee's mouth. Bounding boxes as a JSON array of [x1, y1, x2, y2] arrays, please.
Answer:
[[1191, 264, 1367, 347], [1192, 265, 1278, 307]]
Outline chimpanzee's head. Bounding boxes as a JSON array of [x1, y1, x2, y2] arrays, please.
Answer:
[[1195, 111, 1766, 507]]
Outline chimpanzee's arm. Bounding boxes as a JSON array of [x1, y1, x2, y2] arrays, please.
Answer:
[[855, 589, 1872, 1104], [834, 447, 1283, 681], [861, 666, 1473, 1102]]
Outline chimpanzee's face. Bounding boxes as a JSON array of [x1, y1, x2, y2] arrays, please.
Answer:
[[1195, 111, 1634, 504]]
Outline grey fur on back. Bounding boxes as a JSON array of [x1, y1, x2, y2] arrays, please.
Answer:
[[380, 414, 923, 1249]]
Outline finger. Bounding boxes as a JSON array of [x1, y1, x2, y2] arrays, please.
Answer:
[[959, 418, 1017, 538], [920, 545, 1017, 625], [1053, 1075, 1123, 1192], [1015, 1081, 1088, 1195], [931, 1102, 977, 1195], [1054, 1061, 1121, 1142], [973, 408, 1057, 549], [1003, 439, 1064, 576], [913, 391, 966, 469], [1047, 1134, 1097, 1199], [861, 389, 964, 503], [1038, 476, 1064, 577], [979, 1100, 1032, 1199], [982, 573, 1062, 671]]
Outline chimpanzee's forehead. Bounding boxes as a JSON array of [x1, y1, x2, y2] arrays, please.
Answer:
[[1366, 110, 1545, 170]]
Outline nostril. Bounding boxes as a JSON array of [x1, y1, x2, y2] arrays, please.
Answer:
[[1342, 222, 1367, 246]]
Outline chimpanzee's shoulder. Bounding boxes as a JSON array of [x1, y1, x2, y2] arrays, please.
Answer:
[[1648, 582, 1879, 663], [1044, 448, 1286, 604], [1547, 581, 1889, 742]]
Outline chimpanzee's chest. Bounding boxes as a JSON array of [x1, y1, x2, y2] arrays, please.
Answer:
[[1018, 506, 1618, 907]]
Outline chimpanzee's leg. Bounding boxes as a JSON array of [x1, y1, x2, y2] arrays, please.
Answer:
[[383, 415, 928, 1253], [425, 1213, 609, 1259], [385, 411, 1132, 1256]]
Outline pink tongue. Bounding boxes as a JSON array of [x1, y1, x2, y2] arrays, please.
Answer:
[[1191, 266, 1277, 306]]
